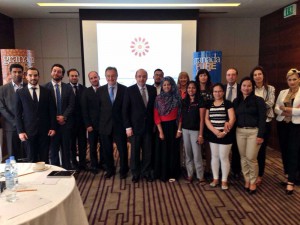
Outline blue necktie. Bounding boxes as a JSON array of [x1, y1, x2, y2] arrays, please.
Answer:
[[109, 86, 114, 104], [55, 84, 62, 115]]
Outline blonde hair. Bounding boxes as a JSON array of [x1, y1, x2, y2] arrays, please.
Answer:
[[177, 72, 190, 87], [286, 68, 300, 78]]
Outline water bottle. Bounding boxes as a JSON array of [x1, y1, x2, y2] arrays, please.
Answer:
[[4, 159, 17, 202], [9, 156, 18, 185]]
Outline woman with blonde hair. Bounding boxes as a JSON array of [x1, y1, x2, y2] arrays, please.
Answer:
[[177, 72, 190, 99], [275, 68, 300, 195]]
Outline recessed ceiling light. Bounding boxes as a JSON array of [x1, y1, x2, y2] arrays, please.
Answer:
[[37, 3, 240, 7]]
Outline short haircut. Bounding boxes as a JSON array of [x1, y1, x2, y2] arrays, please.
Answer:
[[9, 64, 24, 72], [105, 67, 118, 77], [227, 67, 239, 75], [67, 68, 80, 76], [154, 68, 164, 75], [27, 67, 39, 76], [51, 64, 65, 76]]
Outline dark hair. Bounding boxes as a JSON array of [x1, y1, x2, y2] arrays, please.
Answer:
[[105, 66, 118, 77], [154, 68, 164, 75], [9, 64, 23, 72], [236, 76, 255, 104], [27, 67, 39, 76], [183, 81, 200, 105], [249, 65, 268, 90], [67, 68, 79, 76], [195, 69, 212, 91], [227, 67, 239, 75], [212, 83, 225, 100], [51, 64, 65, 76]]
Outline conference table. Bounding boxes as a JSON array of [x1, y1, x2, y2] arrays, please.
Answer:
[[0, 163, 88, 225]]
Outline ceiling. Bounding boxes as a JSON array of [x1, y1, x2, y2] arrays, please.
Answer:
[[0, 0, 297, 19]]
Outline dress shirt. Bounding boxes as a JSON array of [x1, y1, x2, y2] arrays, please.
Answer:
[[51, 80, 62, 102], [226, 82, 237, 101], [154, 84, 161, 95], [28, 84, 40, 101], [137, 84, 149, 102], [12, 81, 24, 92], [108, 84, 118, 100], [93, 85, 100, 92]]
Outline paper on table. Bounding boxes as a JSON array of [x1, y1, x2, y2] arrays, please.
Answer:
[[30, 173, 60, 185], [0, 194, 51, 220]]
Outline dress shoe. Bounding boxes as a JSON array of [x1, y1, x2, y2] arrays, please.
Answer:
[[144, 175, 154, 182], [249, 189, 257, 195], [120, 173, 127, 179], [132, 176, 140, 183], [104, 171, 115, 179], [90, 167, 99, 174]]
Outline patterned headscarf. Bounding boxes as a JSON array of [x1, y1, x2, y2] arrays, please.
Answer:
[[154, 76, 181, 117]]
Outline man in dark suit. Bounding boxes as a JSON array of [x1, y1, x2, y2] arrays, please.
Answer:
[[98, 67, 129, 179], [44, 64, 75, 169], [153, 68, 164, 95], [15, 67, 56, 162], [67, 68, 87, 170], [0, 64, 26, 159], [123, 68, 156, 183], [81, 71, 104, 174], [224, 67, 241, 179]]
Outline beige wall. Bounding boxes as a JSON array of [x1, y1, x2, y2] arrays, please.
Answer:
[[198, 18, 260, 83], [14, 19, 82, 85], [14, 17, 260, 85]]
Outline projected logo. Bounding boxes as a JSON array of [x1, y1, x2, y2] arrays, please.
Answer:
[[130, 37, 150, 57]]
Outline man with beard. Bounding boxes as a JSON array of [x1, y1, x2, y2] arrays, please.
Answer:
[[0, 64, 26, 159], [67, 69, 87, 170], [81, 71, 104, 174], [153, 69, 164, 95], [45, 64, 75, 169], [15, 67, 56, 162]]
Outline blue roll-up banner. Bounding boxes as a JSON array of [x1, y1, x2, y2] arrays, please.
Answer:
[[193, 51, 222, 83]]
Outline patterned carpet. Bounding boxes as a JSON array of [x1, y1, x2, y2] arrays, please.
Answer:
[[76, 149, 300, 225]]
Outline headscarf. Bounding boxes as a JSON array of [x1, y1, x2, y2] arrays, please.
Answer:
[[154, 76, 181, 117]]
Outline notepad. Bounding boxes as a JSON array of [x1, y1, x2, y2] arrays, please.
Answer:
[[47, 171, 75, 178]]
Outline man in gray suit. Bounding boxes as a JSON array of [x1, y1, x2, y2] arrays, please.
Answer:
[[0, 64, 26, 159]]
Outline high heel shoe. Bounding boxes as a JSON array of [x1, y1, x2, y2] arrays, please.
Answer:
[[286, 183, 294, 195]]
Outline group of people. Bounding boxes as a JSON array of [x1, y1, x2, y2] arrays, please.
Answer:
[[0, 63, 299, 195]]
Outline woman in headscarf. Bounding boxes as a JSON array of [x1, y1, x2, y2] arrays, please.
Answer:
[[154, 76, 182, 182]]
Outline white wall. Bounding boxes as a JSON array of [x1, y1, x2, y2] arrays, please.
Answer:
[[198, 18, 260, 83], [14, 17, 260, 85], [14, 19, 82, 85]]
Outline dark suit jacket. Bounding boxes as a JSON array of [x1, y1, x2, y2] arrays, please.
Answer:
[[0, 82, 27, 131], [224, 83, 240, 102], [81, 86, 100, 130], [15, 85, 56, 137], [98, 83, 127, 135], [44, 82, 75, 129], [67, 83, 86, 126], [123, 84, 156, 135]]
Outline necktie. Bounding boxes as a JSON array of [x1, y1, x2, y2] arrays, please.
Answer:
[[141, 87, 147, 107], [109, 86, 114, 104], [73, 85, 78, 96], [32, 87, 38, 105], [227, 86, 233, 102], [55, 84, 62, 115]]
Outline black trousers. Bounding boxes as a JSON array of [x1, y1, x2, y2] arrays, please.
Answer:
[[26, 131, 50, 163], [70, 123, 87, 167], [87, 129, 103, 168], [4, 130, 22, 159], [277, 121, 300, 183], [129, 131, 152, 177], [50, 126, 71, 169], [230, 127, 241, 175], [100, 131, 128, 175]]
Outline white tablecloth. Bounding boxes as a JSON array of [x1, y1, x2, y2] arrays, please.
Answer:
[[0, 163, 88, 225]]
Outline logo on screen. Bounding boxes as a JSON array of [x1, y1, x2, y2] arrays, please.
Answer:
[[130, 37, 150, 57]]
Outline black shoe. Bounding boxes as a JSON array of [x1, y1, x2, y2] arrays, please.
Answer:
[[249, 189, 257, 195], [120, 173, 127, 179], [286, 183, 294, 195], [144, 175, 153, 182], [132, 176, 139, 183], [90, 167, 99, 174], [78, 164, 87, 171], [280, 181, 288, 186], [104, 171, 115, 179]]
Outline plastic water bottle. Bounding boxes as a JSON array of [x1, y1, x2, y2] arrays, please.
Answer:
[[4, 159, 17, 202], [9, 156, 18, 185]]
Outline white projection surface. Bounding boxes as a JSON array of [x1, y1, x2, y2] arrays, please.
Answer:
[[82, 21, 197, 86]]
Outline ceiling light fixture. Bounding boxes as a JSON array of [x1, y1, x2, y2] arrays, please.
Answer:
[[37, 3, 240, 7]]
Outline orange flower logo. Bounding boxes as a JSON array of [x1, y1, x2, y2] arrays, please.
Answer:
[[130, 37, 150, 57]]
